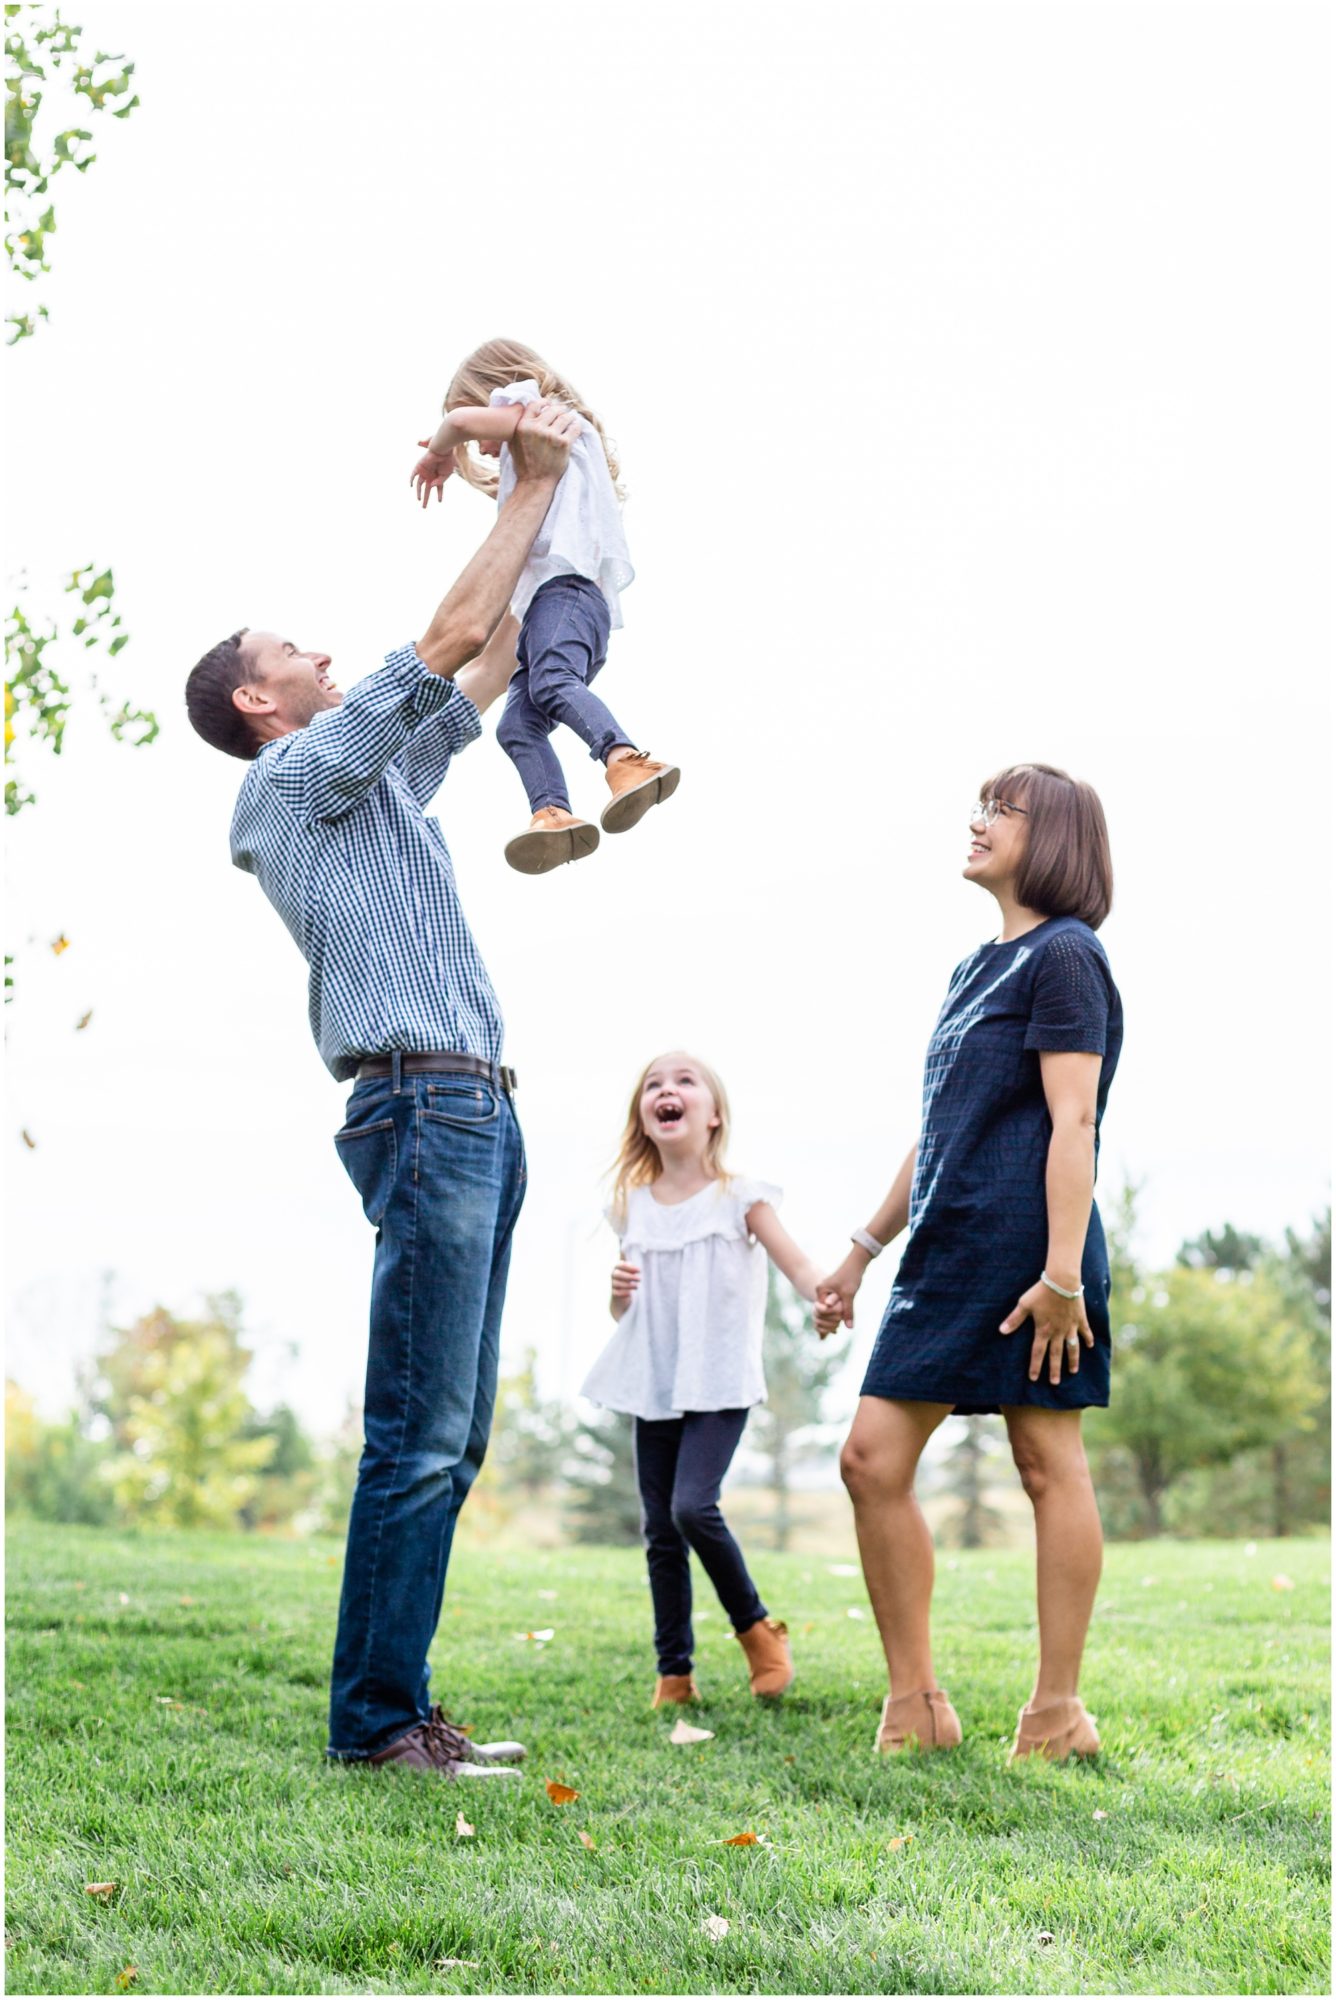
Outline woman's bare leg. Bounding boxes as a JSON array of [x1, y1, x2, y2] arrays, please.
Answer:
[[840, 1397, 953, 1695], [1003, 1406, 1103, 1705]]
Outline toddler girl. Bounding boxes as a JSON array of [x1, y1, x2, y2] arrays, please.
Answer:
[[581, 1051, 822, 1707], [411, 338, 679, 875]]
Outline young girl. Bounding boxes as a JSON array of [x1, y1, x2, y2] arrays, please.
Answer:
[[581, 1051, 823, 1708], [411, 338, 679, 875]]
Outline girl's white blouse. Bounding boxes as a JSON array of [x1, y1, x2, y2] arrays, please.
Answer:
[[580, 1177, 781, 1421], [489, 379, 634, 628]]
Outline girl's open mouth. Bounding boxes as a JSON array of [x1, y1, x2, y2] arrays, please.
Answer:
[[654, 1103, 684, 1127]]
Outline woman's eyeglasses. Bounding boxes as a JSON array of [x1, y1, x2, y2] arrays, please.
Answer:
[[970, 798, 1029, 825]]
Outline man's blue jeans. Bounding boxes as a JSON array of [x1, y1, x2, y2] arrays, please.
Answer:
[[327, 1064, 525, 1758]]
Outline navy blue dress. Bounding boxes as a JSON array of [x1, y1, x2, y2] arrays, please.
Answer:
[[861, 917, 1123, 1415]]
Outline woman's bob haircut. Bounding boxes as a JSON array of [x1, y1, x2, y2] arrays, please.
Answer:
[[980, 762, 1114, 930]]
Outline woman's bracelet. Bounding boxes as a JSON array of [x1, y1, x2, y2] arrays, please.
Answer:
[[850, 1227, 885, 1259], [1040, 1269, 1084, 1300]]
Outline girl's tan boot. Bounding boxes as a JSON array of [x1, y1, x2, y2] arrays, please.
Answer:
[[1009, 1696, 1100, 1761], [875, 1687, 962, 1754], [735, 1617, 794, 1696], [651, 1673, 700, 1707]]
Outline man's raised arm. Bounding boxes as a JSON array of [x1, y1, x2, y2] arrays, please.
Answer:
[[416, 402, 580, 677]]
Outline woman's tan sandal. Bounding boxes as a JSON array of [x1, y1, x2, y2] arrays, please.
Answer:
[[875, 1687, 962, 1754], [735, 1617, 794, 1697], [651, 1674, 700, 1708], [1009, 1696, 1100, 1762]]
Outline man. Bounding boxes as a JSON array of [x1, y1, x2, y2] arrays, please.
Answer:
[[185, 401, 580, 1778]]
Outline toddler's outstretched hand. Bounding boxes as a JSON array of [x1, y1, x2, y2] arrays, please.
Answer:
[[410, 440, 455, 508]]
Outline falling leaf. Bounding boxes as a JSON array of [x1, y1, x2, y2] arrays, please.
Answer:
[[887, 1835, 915, 1851], [1272, 1574, 1296, 1591], [1093, 1809, 1109, 1821], [20, 1129, 36, 1149], [516, 1628, 555, 1643], [545, 1780, 579, 1804], [701, 1915, 730, 1940], [1035, 1931, 1055, 1947], [85, 1883, 117, 1901], [724, 1831, 759, 1846], [827, 1563, 859, 1576], [51, 934, 70, 956], [75, 1010, 93, 1031], [577, 1830, 596, 1850], [454, 1812, 474, 1838], [114, 1971, 137, 1991], [669, 1719, 714, 1745], [435, 1960, 480, 1970]]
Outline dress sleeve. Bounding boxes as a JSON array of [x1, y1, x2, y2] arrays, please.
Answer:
[[1023, 928, 1111, 1055], [489, 378, 543, 409], [731, 1177, 783, 1224]]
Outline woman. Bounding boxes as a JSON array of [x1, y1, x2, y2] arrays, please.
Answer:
[[817, 763, 1122, 1763]]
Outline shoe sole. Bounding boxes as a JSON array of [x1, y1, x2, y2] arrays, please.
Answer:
[[600, 765, 681, 835], [505, 822, 600, 875]]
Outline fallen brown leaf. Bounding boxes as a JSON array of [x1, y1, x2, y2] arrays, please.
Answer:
[[75, 1010, 93, 1031], [20, 1129, 36, 1149], [701, 1915, 730, 1940], [577, 1830, 596, 1850], [1272, 1574, 1296, 1592], [1035, 1931, 1055, 1947], [1092, 1809, 1109, 1821], [435, 1960, 480, 1971], [114, 1970, 137, 1991], [724, 1831, 758, 1846], [85, 1883, 117, 1901], [455, 1812, 474, 1838], [51, 935, 70, 956], [887, 1835, 915, 1851], [545, 1779, 579, 1804]]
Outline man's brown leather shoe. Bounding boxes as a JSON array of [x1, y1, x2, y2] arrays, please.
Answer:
[[367, 1706, 524, 1778]]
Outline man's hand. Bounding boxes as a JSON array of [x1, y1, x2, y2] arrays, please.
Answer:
[[411, 441, 455, 508], [1000, 1277, 1094, 1386], [508, 400, 580, 486]]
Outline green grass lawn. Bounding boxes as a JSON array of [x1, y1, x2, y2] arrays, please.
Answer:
[[4, 1525, 1329, 1996]]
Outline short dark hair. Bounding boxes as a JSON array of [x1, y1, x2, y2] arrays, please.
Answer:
[[981, 762, 1114, 930], [185, 628, 259, 760]]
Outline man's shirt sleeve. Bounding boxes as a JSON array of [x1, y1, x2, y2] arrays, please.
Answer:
[[391, 688, 484, 807], [259, 646, 478, 823]]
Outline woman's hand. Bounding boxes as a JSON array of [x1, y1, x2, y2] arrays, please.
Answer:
[[1000, 1278, 1094, 1385], [813, 1251, 869, 1338], [411, 440, 456, 507]]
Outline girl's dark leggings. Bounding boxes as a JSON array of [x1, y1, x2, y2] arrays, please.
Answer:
[[633, 1409, 768, 1676]]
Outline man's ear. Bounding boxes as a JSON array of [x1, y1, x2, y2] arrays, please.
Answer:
[[231, 681, 275, 716]]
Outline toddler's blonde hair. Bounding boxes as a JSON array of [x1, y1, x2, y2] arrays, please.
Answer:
[[607, 1051, 733, 1231], [445, 337, 624, 500]]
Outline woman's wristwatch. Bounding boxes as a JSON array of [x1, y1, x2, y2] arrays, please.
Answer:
[[1040, 1269, 1084, 1299], [850, 1227, 884, 1259]]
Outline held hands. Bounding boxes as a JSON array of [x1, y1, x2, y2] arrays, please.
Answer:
[[812, 1252, 868, 1340], [1000, 1278, 1094, 1385], [410, 441, 455, 508]]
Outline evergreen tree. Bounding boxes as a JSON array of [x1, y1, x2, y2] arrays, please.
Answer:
[[940, 1414, 1004, 1548], [750, 1269, 841, 1550], [563, 1408, 641, 1545]]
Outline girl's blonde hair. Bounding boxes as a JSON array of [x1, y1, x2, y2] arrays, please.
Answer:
[[445, 336, 625, 500], [607, 1051, 732, 1230]]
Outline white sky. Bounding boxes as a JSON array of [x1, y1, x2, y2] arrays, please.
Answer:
[[5, 1, 1330, 1436]]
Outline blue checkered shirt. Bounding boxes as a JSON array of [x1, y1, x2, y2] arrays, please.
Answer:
[[230, 645, 504, 1081]]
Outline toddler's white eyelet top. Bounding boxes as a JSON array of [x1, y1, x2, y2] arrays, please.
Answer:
[[489, 379, 634, 628], [580, 1177, 781, 1421]]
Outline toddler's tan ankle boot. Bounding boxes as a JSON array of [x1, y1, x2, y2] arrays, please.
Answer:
[[504, 806, 599, 874], [600, 750, 680, 834], [736, 1617, 794, 1697], [651, 1673, 699, 1707], [875, 1687, 962, 1754], [1009, 1696, 1100, 1761]]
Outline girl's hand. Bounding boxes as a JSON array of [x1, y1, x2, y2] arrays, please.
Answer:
[[1000, 1278, 1094, 1386], [411, 440, 455, 508], [610, 1260, 641, 1301], [813, 1252, 868, 1337]]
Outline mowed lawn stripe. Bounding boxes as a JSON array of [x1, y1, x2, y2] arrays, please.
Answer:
[[5, 1526, 1329, 1995]]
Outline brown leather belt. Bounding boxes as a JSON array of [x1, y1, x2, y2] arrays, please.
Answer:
[[355, 1051, 517, 1094]]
